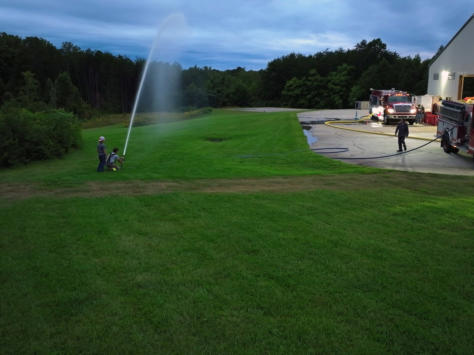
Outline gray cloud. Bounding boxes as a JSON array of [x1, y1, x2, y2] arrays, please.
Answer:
[[0, 0, 472, 69]]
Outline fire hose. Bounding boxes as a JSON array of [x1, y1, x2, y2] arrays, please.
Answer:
[[238, 122, 451, 160], [312, 133, 442, 160]]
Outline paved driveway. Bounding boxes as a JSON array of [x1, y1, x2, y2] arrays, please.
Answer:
[[235, 107, 473, 175], [298, 109, 474, 176]]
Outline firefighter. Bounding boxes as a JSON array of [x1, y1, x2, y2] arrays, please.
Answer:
[[395, 119, 409, 152]]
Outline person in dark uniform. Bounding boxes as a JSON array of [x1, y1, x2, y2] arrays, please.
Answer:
[[97, 136, 107, 172], [395, 119, 409, 152]]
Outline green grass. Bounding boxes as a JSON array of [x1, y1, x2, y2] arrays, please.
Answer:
[[1, 190, 473, 353], [1, 110, 473, 353], [0, 110, 371, 186]]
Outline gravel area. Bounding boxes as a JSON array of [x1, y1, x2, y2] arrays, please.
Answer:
[[234, 107, 303, 112]]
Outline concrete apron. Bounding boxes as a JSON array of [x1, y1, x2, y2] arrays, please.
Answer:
[[298, 110, 474, 176]]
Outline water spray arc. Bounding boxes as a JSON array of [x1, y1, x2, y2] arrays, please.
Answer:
[[123, 14, 186, 156], [123, 57, 152, 155]]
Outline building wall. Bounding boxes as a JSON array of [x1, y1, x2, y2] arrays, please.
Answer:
[[428, 17, 474, 99]]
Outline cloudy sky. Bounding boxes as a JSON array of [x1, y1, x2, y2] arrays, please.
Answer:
[[0, 0, 472, 70]]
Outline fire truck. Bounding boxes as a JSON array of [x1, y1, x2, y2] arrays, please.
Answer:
[[369, 89, 417, 125], [437, 100, 474, 160]]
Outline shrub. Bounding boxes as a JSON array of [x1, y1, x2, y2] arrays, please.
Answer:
[[0, 107, 82, 167]]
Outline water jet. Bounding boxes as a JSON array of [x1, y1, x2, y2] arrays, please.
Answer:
[[123, 14, 187, 156]]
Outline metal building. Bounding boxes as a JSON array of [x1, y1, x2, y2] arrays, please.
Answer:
[[427, 14, 474, 100]]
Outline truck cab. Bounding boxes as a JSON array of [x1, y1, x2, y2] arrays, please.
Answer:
[[369, 89, 417, 125]]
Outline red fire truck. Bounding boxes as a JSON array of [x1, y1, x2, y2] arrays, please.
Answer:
[[369, 89, 417, 125], [437, 100, 474, 160]]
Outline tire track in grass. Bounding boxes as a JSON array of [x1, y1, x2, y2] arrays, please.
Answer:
[[1, 172, 474, 200]]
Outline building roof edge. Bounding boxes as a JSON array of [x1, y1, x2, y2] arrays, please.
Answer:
[[429, 13, 474, 67]]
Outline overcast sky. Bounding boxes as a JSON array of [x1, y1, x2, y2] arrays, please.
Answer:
[[0, 0, 472, 70]]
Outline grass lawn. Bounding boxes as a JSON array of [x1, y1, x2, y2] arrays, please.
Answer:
[[1, 110, 473, 353], [0, 110, 370, 186]]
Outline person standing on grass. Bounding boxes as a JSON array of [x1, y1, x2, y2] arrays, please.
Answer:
[[395, 119, 409, 152], [97, 136, 107, 172]]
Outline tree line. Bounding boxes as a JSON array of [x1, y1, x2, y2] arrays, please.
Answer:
[[0, 33, 433, 167], [0, 33, 432, 115]]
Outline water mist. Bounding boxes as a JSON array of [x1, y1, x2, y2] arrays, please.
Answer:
[[123, 13, 187, 156]]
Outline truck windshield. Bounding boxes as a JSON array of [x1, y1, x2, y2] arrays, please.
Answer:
[[387, 96, 411, 103]]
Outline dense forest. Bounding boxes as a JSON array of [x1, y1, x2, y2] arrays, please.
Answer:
[[0, 32, 431, 116]]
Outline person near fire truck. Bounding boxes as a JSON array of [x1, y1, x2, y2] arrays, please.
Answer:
[[395, 119, 409, 152], [416, 104, 425, 124]]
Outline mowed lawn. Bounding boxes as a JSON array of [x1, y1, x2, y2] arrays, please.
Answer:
[[1, 110, 473, 353], [0, 110, 369, 186]]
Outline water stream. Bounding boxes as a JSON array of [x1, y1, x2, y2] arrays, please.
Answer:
[[123, 14, 187, 156]]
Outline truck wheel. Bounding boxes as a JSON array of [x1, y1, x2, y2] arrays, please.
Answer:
[[409, 120, 414, 125], [443, 145, 451, 153], [453, 147, 459, 154]]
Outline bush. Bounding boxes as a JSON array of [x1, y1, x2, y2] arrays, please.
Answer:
[[0, 107, 82, 167]]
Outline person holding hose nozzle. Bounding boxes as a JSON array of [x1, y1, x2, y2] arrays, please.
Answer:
[[395, 119, 409, 152], [106, 147, 125, 171]]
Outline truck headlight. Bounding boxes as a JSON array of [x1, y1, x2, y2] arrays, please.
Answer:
[[387, 108, 395, 114], [410, 108, 416, 114]]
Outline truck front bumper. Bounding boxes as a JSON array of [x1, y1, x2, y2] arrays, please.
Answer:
[[386, 115, 416, 120]]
